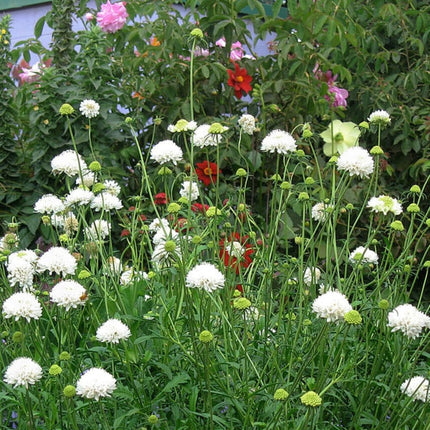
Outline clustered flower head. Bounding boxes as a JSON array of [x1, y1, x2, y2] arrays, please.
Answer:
[[400, 376, 430, 402], [64, 188, 95, 207], [303, 267, 321, 287], [2, 292, 42, 322], [186, 262, 225, 293], [387, 304, 430, 339], [34, 194, 65, 214], [51, 150, 87, 177], [238, 114, 257, 135], [96, 0, 128, 33], [312, 290, 352, 322], [179, 180, 199, 201], [336, 146, 374, 178], [349, 246, 379, 265], [96, 318, 131, 343], [50, 280, 87, 311], [150, 140, 183, 165], [261, 130, 297, 155], [368, 110, 391, 126], [85, 219, 111, 240], [193, 124, 222, 147], [6, 251, 38, 290], [76, 367, 117, 400], [90, 192, 123, 211], [167, 119, 197, 133], [300, 391, 322, 407], [367, 195, 403, 215], [79, 99, 100, 118], [37, 246, 77, 276], [3, 357, 43, 388], [311, 202, 333, 223]]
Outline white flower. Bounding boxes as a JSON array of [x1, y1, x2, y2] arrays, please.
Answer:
[[193, 124, 221, 147], [186, 262, 225, 293], [50, 280, 87, 311], [168, 119, 197, 133], [76, 368, 117, 401], [85, 220, 111, 240], [4, 357, 43, 388], [90, 192, 123, 211], [153, 228, 179, 246], [312, 290, 352, 322], [105, 256, 122, 275], [304, 267, 321, 287], [51, 150, 87, 177], [96, 318, 131, 343], [79, 99, 100, 118], [103, 180, 121, 196], [76, 170, 96, 187], [238, 114, 257, 135], [51, 212, 78, 231], [34, 194, 65, 214], [387, 304, 430, 339], [64, 188, 95, 207], [367, 195, 402, 215], [120, 269, 149, 286], [37, 247, 77, 276], [151, 238, 182, 268], [8, 249, 38, 266], [150, 140, 183, 165], [7, 258, 35, 291], [2, 292, 42, 322], [179, 180, 199, 201], [336, 146, 374, 178], [261, 129, 297, 155], [368, 110, 391, 126], [149, 218, 170, 233], [349, 246, 378, 265], [311, 202, 333, 222], [400, 376, 430, 402]]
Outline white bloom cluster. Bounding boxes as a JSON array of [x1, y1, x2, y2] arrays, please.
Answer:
[[105, 256, 122, 275], [51, 212, 79, 234], [50, 280, 87, 311], [312, 290, 352, 322], [103, 180, 121, 196], [238, 114, 257, 135], [261, 130, 297, 155], [64, 188, 95, 207], [367, 195, 402, 215], [148, 218, 170, 233], [336, 146, 374, 178], [120, 269, 149, 286], [7, 251, 38, 290], [186, 262, 225, 293], [400, 376, 430, 402], [193, 124, 221, 147], [34, 194, 65, 214], [76, 368, 117, 401], [3, 357, 43, 388], [2, 292, 42, 322], [150, 140, 183, 165], [96, 318, 131, 343], [76, 170, 96, 187], [349, 246, 378, 265], [304, 267, 321, 287], [90, 192, 123, 211], [387, 304, 430, 339], [85, 219, 111, 240], [368, 110, 391, 126], [167, 119, 197, 133], [311, 202, 333, 222], [51, 150, 87, 177], [79, 99, 100, 118], [37, 247, 77, 276], [179, 180, 199, 202]]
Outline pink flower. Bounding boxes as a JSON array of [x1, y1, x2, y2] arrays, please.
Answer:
[[216, 37, 226, 47], [85, 12, 94, 21], [326, 86, 349, 108], [194, 47, 210, 57], [230, 41, 244, 61], [96, 1, 128, 33]]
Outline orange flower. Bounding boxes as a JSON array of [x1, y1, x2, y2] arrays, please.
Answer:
[[150, 36, 161, 46], [227, 63, 252, 99]]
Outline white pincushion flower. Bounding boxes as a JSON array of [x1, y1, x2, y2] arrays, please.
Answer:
[[368, 110, 391, 126], [311, 202, 333, 222], [179, 180, 199, 202], [312, 290, 352, 322], [120, 269, 149, 286], [76, 170, 96, 187], [103, 180, 121, 196], [153, 228, 179, 246], [168, 119, 197, 133], [90, 192, 123, 211], [336, 146, 374, 178], [34, 194, 65, 214], [400, 376, 430, 402], [96, 318, 131, 343], [150, 140, 183, 165], [8, 249, 38, 266], [2, 292, 42, 322], [261, 130, 297, 155], [79, 99, 100, 118], [37, 247, 77, 276], [151, 237, 182, 268], [387, 304, 430, 339], [51, 212, 78, 230], [304, 267, 321, 287], [193, 124, 221, 147], [85, 219, 111, 240], [4, 357, 43, 388], [64, 188, 95, 207], [50, 280, 87, 311], [149, 218, 169, 233], [367, 195, 402, 215], [76, 368, 117, 401], [186, 262, 225, 293], [105, 256, 122, 275], [349, 246, 378, 265], [51, 150, 87, 177], [238, 114, 257, 135], [7, 258, 35, 290]]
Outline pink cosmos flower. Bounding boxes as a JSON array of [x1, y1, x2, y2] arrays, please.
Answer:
[[96, 1, 128, 33], [230, 41, 244, 61]]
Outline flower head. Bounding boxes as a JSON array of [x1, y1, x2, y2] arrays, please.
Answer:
[[76, 367, 117, 400], [311, 202, 333, 222], [37, 247, 77, 276], [300, 391, 322, 407], [96, 1, 128, 33], [179, 180, 199, 201], [4, 357, 43, 388], [168, 119, 197, 133], [85, 219, 111, 240], [150, 140, 183, 165], [304, 267, 321, 286], [64, 188, 95, 207], [336, 146, 374, 178], [79, 99, 100, 118], [219, 233, 254, 274], [238, 114, 257, 135], [261, 130, 297, 155], [6, 257, 35, 291], [230, 41, 244, 61], [368, 110, 391, 126], [344, 310, 362, 325], [349, 246, 378, 265], [51, 150, 87, 177], [34, 194, 65, 214], [367, 195, 402, 215], [326, 85, 349, 108], [195, 161, 221, 186], [50, 280, 87, 311], [90, 192, 123, 211], [274, 388, 289, 401], [3, 292, 42, 322], [199, 330, 214, 343], [387, 304, 430, 339], [186, 262, 225, 293], [400, 376, 430, 402], [312, 290, 352, 322], [96, 318, 131, 343], [320, 120, 360, 156], [192, 124, 221, 148], [227, 63, 252, 99]]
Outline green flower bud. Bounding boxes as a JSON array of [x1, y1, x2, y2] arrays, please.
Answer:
[[270, 173, 282, 182], [78, 270, 91, 279], [89, 161, 102, 172], [378, 299, 389, 310], [59, 351, 71, 361], [209, 122, 227, 134], [344, 310, 362, 325], [410, 185, 421, 193], [92, 183, 105, 194], [63, 385, 76, 398], [236, 168, 247, 177], [12, 331, 24, 343], [359, 121, 369, 129], [300, 391, 322, 407], [190, 28, 204, 39], [167, 203, 181, 213], [304, 177, 315, 185], [199, 330, 214, 343], [191, 235, 202, 244], [298, 192, 309, 201], [164, 240, 176, 253], [390, 220, 404, 231], [296, 149, 306, 157], [125, 117, 133, 124], [370, 145, 384, 155], [59, 104, 74, 115], [280, 181, 292, 190], [233, 297, 251, 310], [148, 414, 159, 424], [407, 203, 420, 213], [158, 166, 172, 176], [273, 388, 289, 401], [41, 215, 51, 225], [49, 364, 63, 376]]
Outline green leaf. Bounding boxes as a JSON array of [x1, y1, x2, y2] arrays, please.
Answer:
[[34, 15, 46, 39]]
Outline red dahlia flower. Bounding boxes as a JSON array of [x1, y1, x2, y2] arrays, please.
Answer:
[[227, 63, 252, 99], [154, 192, 168, 205], [195, 161, 221, 186], [219, 232, 254, 274]]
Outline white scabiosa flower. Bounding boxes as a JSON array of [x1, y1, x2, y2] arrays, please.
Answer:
[[2, 292, 42, 322], [367, 195, 402, 215], [387, 304, 430, 339], [34, 194, 65, 214], [6, 258, 35, 291], [311, 202, 333, 222], [51, 150, 87, 177], [179, 180, 199, 202], [151, 238, 182, 268], [76, 368, 117, 401], [312, 290, 352, 322], [149, 218, 170, 233], [8, 249, 38, 266], [105, 256, 122, 275], [150, 140, 183, 165], [400, 376, 430, 402], [75, 170, 96, 187], [90, 192, 123, 211], [103, 180, 121, 196], [186, 262, 225, 293], [120, 269, 149, 286], [37, 247, 77, 276], [349, 246, 378, 265], [51, 212, 78, 231], [193, 124, 221, 147], [368, 110, 391, 126], [238, 114, 257, 135], [96, 318, 131, 343], [64, 188, 95, 207], [79, 99, 100, 118], [50, 280, 87, 311], [3, 357, 43, 388], [336, 146, 374, 178], [168, 119, 197, 133], [261, 130, 297, 155], [304, 267, 321, 287], [85, 219, 111, 240]]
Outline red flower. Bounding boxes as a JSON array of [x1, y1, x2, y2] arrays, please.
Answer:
[[227, 63, 252, 99], [121, 229, 131, 237], [154, 192, 168, 205], [219, 232, 254, 274], [191, 202, 209, 214], [195, 161, 221, 186]]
